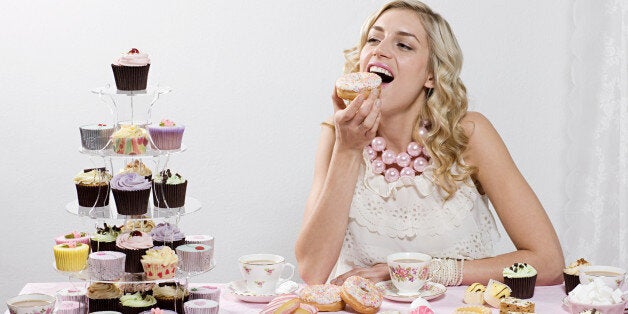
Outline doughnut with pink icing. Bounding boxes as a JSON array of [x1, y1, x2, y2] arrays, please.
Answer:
[[299, 284, 344, 312], [335, 72, 382, 101], [340, 276, 382, 314]]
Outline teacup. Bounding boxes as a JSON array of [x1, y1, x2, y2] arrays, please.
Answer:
[[238, 253, 295, 295], [566, 296, 628, 314], [7, 293, 56, 314], [387, 252, 432, 296], [579, 265, 627, 289]]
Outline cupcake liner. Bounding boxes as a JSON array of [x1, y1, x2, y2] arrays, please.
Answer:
[[156, 296, 187, 314], [112, 137, 149, 155], [90, 240, 118, 253], [116, 247, 150, 273], [80, 127, 114, 150], [111, 64, 150, 91], [88, 252, 126, 281], [183, 299, 219, 314], [188, 286, 221, 302], [176, 245, 212, 273], [152, 239, 185, 251], [563, 272, 580, 294], [141, 261, 178, 280], [118, 304, 154, 314], [88, 297, 119, 313], [76, 184, 110, 207], [148, 126, 185, 150], [54, 246, 90, 271], [504, 274, 537, 299], [152, 181, 187, 208], [112, 188, 150, 215]]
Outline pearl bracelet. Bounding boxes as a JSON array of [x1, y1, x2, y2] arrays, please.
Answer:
[[429, 258, 464, 286]]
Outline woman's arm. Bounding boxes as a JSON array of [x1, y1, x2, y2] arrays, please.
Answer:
[[295, 89, 381, 284], [461, 112, 564, 285]]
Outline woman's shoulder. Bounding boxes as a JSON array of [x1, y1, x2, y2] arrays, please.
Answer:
[[460, 111, 507, 166]]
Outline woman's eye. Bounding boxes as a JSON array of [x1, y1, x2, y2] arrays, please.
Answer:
[[366, 37, 381, 44], [397, 42, 412, 50]]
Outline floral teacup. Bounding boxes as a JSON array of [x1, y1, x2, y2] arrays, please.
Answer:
[[387, 252, 432, 296], [238, 253, 295, 295], [6, 293, 56, 314]]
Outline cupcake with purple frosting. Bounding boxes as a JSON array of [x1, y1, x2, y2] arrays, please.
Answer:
[[151, 223, 185, 250], [111, 173, 151, 215], [148, 119, 185, 150]]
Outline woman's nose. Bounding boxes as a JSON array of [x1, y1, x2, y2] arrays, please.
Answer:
[[373, 41, 391, 59]]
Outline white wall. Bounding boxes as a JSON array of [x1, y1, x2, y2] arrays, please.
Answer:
[[0, 0, 571, 303]]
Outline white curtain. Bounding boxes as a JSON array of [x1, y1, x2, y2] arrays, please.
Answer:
[[563, 0, 628, 267]]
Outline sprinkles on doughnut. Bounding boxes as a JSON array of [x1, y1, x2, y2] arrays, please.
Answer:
[[298, 284, 345, 312], [335, 72, 382, 101], [340, 276, 382, 314]]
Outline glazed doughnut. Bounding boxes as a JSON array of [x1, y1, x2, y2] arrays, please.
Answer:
[[340, 276, 382, 314], [335, 72, 382, 101], [299, 284, 345, 312]]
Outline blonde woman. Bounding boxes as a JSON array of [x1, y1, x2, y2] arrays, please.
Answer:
[[295, 0, 564, 286]]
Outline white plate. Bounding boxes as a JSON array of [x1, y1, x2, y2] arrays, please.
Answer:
[[228, 280, 299, 303], [376, 281, 446, 302]]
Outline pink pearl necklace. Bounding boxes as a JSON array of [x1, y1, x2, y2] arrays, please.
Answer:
[[364, 134, 431, 183]]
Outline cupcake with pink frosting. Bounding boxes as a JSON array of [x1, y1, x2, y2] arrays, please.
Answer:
[[55, 231, 90, 246], [116, 231, 154, 273], [148, 119, 185, 151], [111, 48, 150, 91], [111, 173, 151, 215]]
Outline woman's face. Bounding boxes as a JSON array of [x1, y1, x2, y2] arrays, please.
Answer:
[[359, 8, 433, 113]]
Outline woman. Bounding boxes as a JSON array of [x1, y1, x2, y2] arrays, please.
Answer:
[[295, 0, 564, 286]]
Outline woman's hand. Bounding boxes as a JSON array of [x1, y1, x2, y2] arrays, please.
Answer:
[[332, 87, 381, 151], [329, 263, 390, 285]]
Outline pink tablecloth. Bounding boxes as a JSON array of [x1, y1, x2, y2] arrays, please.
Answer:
[[16, 282, 570, 313]]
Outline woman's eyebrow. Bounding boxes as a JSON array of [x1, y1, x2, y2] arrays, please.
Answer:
[[371, 25, 420, 43]]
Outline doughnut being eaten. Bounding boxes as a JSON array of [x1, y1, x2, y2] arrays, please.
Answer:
[[340, 276, 382, 314], [299, 284, 344, 312], [335, 72, 382, 101]]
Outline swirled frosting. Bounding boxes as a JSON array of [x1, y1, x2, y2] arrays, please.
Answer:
[[150, 223, 185, 242], [111, 125, 148, 138], [141, 246, 179, 264], [74, 169, 112, 186], [154, 169, 186, 185], [152, 285, 189, 299], [87, 283, 122, 299], [564, 258, 591, 275], [111, 173, 151, 191], [116, 231, 153, 250], [114, 49, 150, 67], [119, 292, 157, 307], [503, 263, 537, 278], [120, 159, 152, 177]]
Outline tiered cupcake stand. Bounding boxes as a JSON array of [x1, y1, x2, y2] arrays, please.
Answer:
[[57, 84, 215, 313]]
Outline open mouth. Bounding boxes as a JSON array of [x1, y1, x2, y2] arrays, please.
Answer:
[[369, 65, 394, 83]]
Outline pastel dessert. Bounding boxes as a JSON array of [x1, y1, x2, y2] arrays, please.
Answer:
[[564, 258, 590, 294], [120, 159, 153, 180], [299, 284, 344, 312], [111, 125, 149, 155], [153, 284, 189, 314], [148, 119, 185, 150], [188, 286, 221, 302], [503, 263, 537, 299], [152, 169, 187, 208], [55, 231, 90, 246], [54, 242, 90, 271], [87, 283, 123, 313], [119, 282, 156, 295], [483, 279, 511, 308], [119, 292, 157, 314], [88, 251, 126, 281], [111, 173, 151, 215], [80, 123, 114, 151], [150, 223, 185, 250], [74, 168, 112, 207], [141, 246, 179, 280], [116, 231, 154, 273], [453, 306, 492, 314], [91, 223, 122, 252], [578, 310, 602, 314], [176, 244, 213, 273], [111, 48, 151, 91], [139, 309, 178, 314], [56, 287, 87, 311], [184, 235, 214, 246], [335, 72, 382, 101], [122, 219, 156, 233], [183, 299, 219, 314], [463, 283, 486, 305], [499, 297, 535, 313]]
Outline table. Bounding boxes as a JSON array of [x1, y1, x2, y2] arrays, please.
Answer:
[[14, 282, 570, 313]]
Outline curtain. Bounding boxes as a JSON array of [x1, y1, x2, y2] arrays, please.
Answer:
[[564, 0, 628, 267]]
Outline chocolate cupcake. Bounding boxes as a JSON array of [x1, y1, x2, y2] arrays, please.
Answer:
[[152, 169, 187, 208], [115, 231, 154, 273], [119, 159, 152, 181], [74, 168, 112, 207], [111, 173, 151, 215], [118, 292, 157, 314], [503, 263, 537, 299], [91, 223, 122, 252], [150, 223, 185, 250], [152, 283, 189, 314], [111, 48, 150, 91], [87, 283, 123, 313], [564, 258, 591, 294]]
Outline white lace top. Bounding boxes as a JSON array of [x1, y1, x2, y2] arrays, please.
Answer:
[[330, 153, 500, 279]]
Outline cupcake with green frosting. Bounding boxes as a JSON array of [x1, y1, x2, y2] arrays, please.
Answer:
[[152, 169, 187, 208], [91, 223, 122, 252], [503, 262, 537, 299], [119, 292, 157, 314]]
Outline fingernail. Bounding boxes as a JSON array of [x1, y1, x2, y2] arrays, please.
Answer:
[[375, 99, 382, 108]]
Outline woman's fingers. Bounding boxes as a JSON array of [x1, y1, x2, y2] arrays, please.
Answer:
[[361, 99, 381, 131]]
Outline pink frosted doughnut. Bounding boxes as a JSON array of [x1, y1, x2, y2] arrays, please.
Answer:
[[335, 72, 382, 101], [340, 276, 382, 314], [299, 284, 344, 312], [259, 294, 318, 313]]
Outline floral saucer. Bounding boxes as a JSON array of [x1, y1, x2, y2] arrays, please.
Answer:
[[376, 281, 446, 302], [228, 280, 299, 303]]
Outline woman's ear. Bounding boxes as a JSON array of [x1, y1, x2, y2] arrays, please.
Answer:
[[424, 73, 435, 88]]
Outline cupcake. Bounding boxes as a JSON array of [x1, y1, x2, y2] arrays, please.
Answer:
[[119, 292, 157, 314], [148, 119, 185, 150], [55, 231, 90, 246], [152, 170, 187, 208], [138, 309, 177, 314], [88, 251, 126, 281], [111, 48, 150, 91], [503, 263, 537, 299], [120, 159, 153, 181], [564, 258, 591, 294], [87, 283, 123, 313], [483, 279, 511, 308], [184, 235, 214, 246], [116, 231, 154, 273], [111, 125, 149, 155], [74, 168, 112, 207], [188, 286, 220, 302], [152, 284, 189, 314], [122, 219, 156, 233], [91, 223, 122, 252], [119, 282, 155, 296], [183, 299, 219, 314], [176, 244, 213, 273], [463, 283, 485, 305], [150, 223, 185, 250], [111, 173, 151, 215], [141, 246, 178, 280], [80, 123, 114, 151], [57, 287, 88, 313], [56, 301, 81, 314], [54, 242, 90, 271]]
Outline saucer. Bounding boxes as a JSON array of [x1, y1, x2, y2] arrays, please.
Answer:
[[228, 280, 299, 303], [376, 281, 446, 302]]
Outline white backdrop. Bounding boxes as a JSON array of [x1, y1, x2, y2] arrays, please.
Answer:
[[2, 0, 622, 304]]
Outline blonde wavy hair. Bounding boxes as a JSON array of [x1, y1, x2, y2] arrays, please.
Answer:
[[344, 0, 475, 198]]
